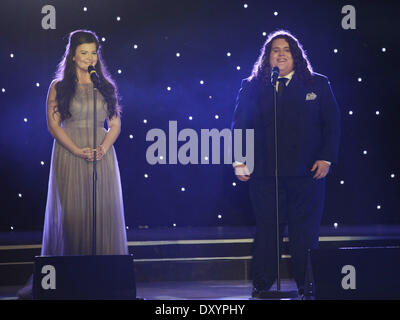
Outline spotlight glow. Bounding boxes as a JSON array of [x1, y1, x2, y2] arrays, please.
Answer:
[[334, 223, 338, 228], [274, 11, 278, 16], [227, 52, 231, 57], [129, 134, 133, 139], [357, 77, 362, 82], [133, 44, 138, 49], [333, 49, 338, 53]]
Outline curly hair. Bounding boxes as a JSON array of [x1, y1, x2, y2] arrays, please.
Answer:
[[54, 29, 121, 121], [250, 30, 314, 84]]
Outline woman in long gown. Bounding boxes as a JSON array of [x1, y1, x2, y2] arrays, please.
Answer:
[[17, 29, 128, 298]]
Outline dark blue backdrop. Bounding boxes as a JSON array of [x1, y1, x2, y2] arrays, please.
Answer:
[[0, 0, 399, 230]]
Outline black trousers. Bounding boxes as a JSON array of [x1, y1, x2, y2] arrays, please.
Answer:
[[249, 176, 326, 290]]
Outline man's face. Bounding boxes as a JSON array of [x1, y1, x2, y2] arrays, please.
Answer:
[[269, 38, 294, 76]]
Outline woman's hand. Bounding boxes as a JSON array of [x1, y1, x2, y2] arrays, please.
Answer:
[[74, 145, 108, 161], [74, 147, 95, 161], [94, 145, 107, 161]]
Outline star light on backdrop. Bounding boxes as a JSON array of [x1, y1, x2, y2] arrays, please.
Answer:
[[0, 0, 399, 231]]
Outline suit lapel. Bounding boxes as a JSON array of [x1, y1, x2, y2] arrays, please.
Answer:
[[280, 73, 306, 118], [255, 80, 273, 125]]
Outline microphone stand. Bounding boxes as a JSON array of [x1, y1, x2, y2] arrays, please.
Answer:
[[92, 82, 98, 256], [262, 72, 298, 299], [272, 78, 281, 292]]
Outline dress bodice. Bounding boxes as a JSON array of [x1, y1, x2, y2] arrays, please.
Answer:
[[62, 83, 108, 128]]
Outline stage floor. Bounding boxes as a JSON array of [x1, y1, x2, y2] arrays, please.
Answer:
[[0, 279, 300, 300], [1, 225, 400, 300]]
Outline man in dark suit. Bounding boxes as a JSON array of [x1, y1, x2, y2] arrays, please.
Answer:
[[231, 30, 341, 298]]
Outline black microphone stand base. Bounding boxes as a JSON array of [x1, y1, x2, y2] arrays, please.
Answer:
[[251, 289, 299, 300]]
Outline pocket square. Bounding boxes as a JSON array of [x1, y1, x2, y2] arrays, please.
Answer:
[[306, 92, 317, 101]]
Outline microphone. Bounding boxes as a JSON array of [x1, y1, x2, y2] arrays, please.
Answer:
[[88, 65, 100, 87], [271, 66, 279, 86]]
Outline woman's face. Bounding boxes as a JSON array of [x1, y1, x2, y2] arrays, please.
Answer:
[[73, 42, 98, 72]]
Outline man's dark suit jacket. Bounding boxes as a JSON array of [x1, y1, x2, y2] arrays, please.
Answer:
[[232, 72, 341, 178]]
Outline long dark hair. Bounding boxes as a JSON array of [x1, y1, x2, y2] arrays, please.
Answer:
[[250, 30, 314, 84], [54, 29, 121, 121]]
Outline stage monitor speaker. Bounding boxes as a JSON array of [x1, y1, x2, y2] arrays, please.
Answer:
[[308, 246, 400, 299], [33, 255, 136, 300]]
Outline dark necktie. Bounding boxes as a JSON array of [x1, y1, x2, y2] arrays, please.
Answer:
[[277, 77, 289, 98]]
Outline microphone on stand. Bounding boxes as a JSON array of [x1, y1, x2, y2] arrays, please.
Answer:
[[88, 64, 99, 255], [88, 65, 100, 87], [271, 66, 280, 86]]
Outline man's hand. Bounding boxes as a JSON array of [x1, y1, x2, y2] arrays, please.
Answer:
[[234, 164, 251, 181], [311, 160, 330, 179]]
